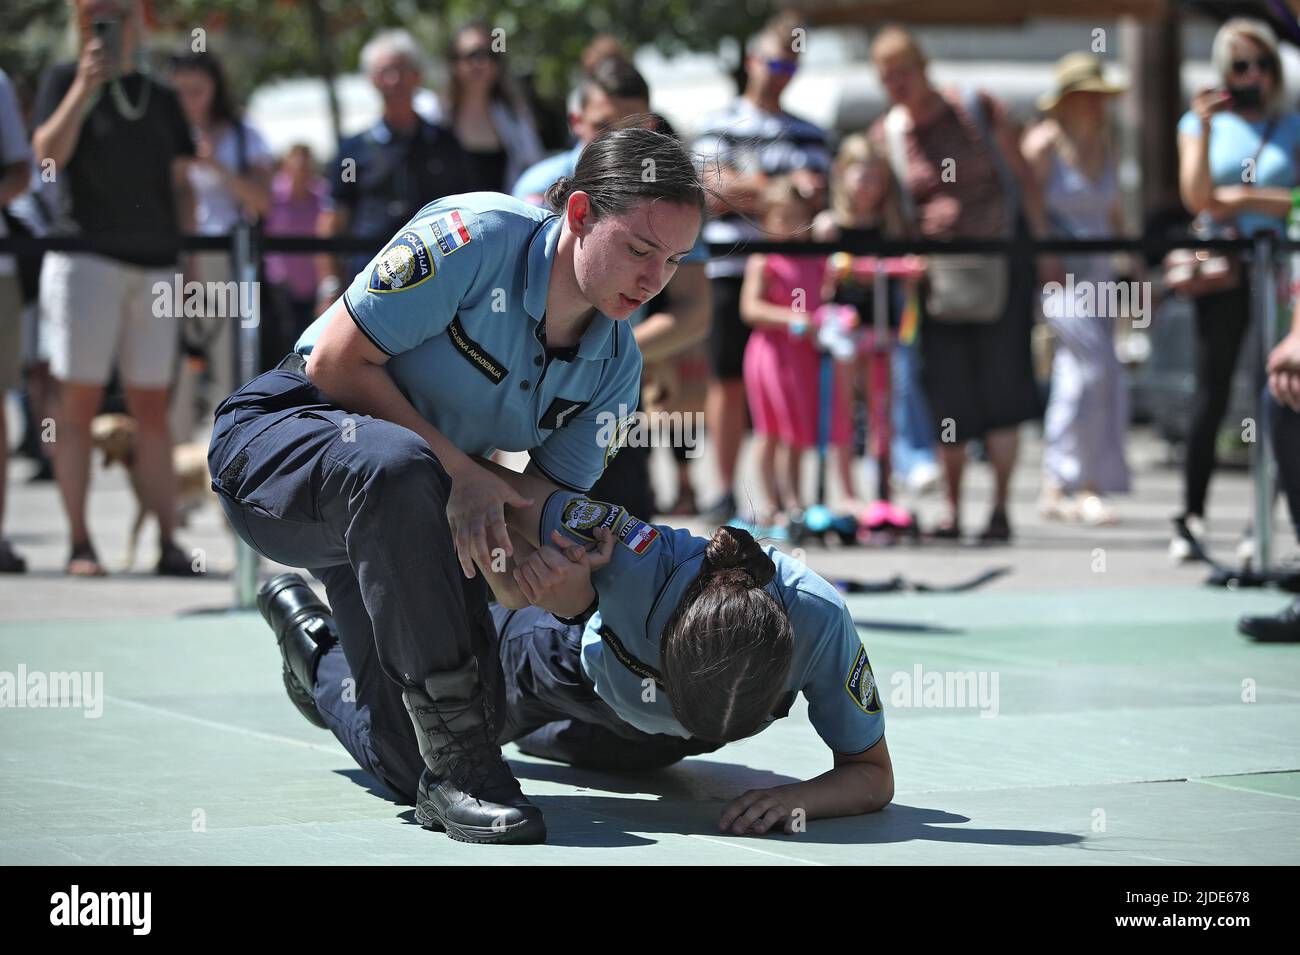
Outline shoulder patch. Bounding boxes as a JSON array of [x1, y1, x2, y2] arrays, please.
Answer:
[[616, 516, 659, 555], [368, 230, 434, 293], [431, 210, 473, 256], [560, 498, 627, 543], [602, 413, 637, 469], [845, 645, 881, 715]]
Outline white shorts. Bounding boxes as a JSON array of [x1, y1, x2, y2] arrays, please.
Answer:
[[40, 251, 180, 389]]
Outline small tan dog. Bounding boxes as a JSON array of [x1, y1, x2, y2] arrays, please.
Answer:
[[90, 414, 214, 570]]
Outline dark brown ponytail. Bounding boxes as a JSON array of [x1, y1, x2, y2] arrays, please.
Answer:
[[660, 526, 794, 743]]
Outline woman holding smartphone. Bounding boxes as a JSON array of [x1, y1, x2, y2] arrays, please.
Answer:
[[1174, 17, 1300, 562]]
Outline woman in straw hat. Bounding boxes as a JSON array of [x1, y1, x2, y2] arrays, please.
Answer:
[[1023, 53, 1131, 526]]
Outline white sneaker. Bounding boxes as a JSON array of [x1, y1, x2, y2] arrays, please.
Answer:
[[1169, 515, 1207, 564], [906, 461, 941, 496]]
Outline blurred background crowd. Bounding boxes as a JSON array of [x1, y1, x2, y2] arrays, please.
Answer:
[[2, 0, 1299, 592]]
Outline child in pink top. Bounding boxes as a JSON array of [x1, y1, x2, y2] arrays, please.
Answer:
[[740, 178, 854, 526]]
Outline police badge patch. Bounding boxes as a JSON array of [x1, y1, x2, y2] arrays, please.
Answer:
[[845, 645, 881, 714], [560, 498, 627, 543], [367, 230, 434, 293]]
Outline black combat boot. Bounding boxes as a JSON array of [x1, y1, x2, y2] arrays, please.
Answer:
[[403, 659, 546, 844], [257, 573, 338, 729]]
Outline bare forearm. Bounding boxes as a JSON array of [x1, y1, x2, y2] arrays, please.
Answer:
[[33, 84, 94, 170], [741, 299, 800, 329], [227, 168, 272, 218], [316, 209, 346, 286], [307, 352, 474, 478], [476, 457, 558, 548], [173, 178, 195, 235], [1216, 185, 1292, 217], [1180, 128, 1214, 213], [787, 761, 893, 819], [707, 170, 765, 217]]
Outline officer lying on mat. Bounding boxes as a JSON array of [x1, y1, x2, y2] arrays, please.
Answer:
[[262, 459, 894, 838]]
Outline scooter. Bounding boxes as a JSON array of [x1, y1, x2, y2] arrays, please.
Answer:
[[788, 304, 861, 548]]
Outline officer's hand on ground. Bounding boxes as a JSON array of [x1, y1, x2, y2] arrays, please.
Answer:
[[512, 529, 612, 617], [446, 461, 534, 578], [719, 786, 799, 836], [1267, 332, 1300, 412]]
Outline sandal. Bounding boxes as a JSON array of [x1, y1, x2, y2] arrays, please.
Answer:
[[0, 540, 26, 574], [157, 542, 203, 577], [66, 541, 107, 577], [978, 509, 1012, 544], [929, 518, 962, 542], [1078, 495, 1118, 526]]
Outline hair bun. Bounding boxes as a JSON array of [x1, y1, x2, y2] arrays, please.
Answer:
[[705, 526, 776, 589]]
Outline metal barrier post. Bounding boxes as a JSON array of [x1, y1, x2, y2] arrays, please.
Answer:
[[231, 223, 262, 609], [1252, 232, 1279, 574]]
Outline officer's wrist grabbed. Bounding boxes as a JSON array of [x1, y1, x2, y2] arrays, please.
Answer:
[[553, 590, 599, 627]]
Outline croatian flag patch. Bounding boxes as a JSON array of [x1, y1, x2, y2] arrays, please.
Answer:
[[617, 517, 659, 555], [431, 210, 472, 256]]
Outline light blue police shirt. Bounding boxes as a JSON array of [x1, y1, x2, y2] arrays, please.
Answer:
[[539, 490, 886, 754], [296, 192, 643, 492], [511, 144, 711, 328]]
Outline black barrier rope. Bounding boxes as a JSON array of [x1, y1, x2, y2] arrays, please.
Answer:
[[0, 232, 1282, 257]]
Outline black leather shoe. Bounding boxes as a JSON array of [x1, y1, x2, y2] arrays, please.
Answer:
[[404, 661, 546, 845], [257, 573, 338, 728], [1238, 599, 1300, 642]]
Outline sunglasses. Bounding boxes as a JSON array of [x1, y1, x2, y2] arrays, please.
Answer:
[[456, 48, 493, 64], [766, 58, 798, 77], [1230, 56, 1275, 76]]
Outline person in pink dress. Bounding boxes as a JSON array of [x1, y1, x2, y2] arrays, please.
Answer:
[[740, 177, 854, 527]]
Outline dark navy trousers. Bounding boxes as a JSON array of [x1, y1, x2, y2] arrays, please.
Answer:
[[209, 362, 714, 804], [1266, 386, 1300, 542]]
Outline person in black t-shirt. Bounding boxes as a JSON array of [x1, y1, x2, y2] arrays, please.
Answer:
[[314, 29, 476, 318], [31, 0, 199, 577]]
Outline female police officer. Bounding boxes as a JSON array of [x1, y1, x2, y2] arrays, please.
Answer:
[[208, 126, 705, 845], [490, 466, 896, 835]]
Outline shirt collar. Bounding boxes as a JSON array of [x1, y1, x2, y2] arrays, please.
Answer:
[[523, 214, 619, 361]]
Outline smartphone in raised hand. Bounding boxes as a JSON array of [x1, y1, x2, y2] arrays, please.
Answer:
[[92, 17, 123, 81]]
